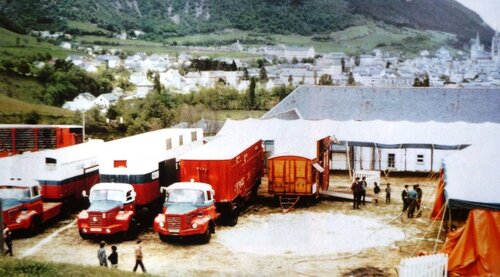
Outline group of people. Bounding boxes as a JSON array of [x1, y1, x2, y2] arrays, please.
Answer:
[[350, 177, 392, 209], [97, 239, 146, 273], [350, 177, 423, 217], [401, 184, 423, 218]]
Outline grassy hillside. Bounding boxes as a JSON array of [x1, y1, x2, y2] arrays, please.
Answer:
[[0, 258, 155, 277], [0, 94, 74, 124]]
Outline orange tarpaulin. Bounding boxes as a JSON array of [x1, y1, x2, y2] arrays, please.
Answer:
[[430, 169, 445, 220], [441, 209, 500, 276]]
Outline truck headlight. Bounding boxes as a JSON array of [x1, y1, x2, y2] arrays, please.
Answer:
[[16, 218, 22, 224], [192, 223, 198, 228], [159, 221, 165, 228], [79, 211, 89, 219]]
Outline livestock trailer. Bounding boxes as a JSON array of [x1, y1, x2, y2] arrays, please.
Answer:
[[179, 136, 264, 225], [268, 136, 330, 212], [0, 124, 83, 157]]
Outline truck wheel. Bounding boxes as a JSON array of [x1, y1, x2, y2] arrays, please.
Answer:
[[28, 216, 42, 236], [123, 218, 138, 240], [79, 231, 90, 240], [199, 227, 211, 244], [159, 234, 171, 243], [228, 210, 239, 227]]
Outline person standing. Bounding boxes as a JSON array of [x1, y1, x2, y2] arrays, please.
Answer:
[[401, 185, 409, 212], [407, 185, 418, 218], [133, 239, 146, 273], [360, 177, 368, 205], [373, 182, 381, 204], [415, 184, 423, 217], [351, 177, 361, 210], [108, 245, 118, 268], [97, 241, 107, 267], [385, 183, 391, 204], [3, 223, 13, 256]]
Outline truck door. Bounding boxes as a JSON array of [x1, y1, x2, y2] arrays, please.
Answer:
[[158, 158, 178, 187]]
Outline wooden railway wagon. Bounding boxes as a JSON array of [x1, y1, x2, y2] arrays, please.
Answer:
[[77, 128, 203, 239], [179, 136, 264, 225], [268, 136, 330, 212], [0, 124, 83, 157], [0, 139, 104, 209]]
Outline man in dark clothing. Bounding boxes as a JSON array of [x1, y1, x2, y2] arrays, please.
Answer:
[[401, 185, 409, 212], [361, 177, 368, 205], [407, 186, 418, 218], [3, 223, 13, 256], [351, 177, 361, 209], [108, 245, 118, 268], [415, 184, 423, 217]]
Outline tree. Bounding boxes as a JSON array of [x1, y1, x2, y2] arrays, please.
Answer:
[[341, 57, 345, 73], [288, 74, 293, 85], [386, 61, 391, 69], [231, 60, 237, 71], [259, 66, 268, 82], [318, 74, 333, 86], [347, 72, 356, 86], [292, 57, 299, 64], [413, 77, 421, 87], [354, 55, 360, 66], [24, 111, 40, 124], [422, 73, 430, 87], [153, 72, 161, 93], [247, 77, 256, 109], [242, 67, 250, 80]]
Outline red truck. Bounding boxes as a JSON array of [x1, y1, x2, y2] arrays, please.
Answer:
[[153, 182, 217, 243], [77, 128, 203, 240], [153, 136, 264, 243], [0, 179, 62, 234]]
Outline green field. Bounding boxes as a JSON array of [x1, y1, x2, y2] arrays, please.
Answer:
[[67, 21, 109, 34], [0, 94, 74, 124], [0, 28, 77, 59]]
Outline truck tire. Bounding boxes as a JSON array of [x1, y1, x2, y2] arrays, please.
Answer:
[[228, 209, 239, 227], [199, 227, 211, 244], [28, 216, 42, 236], [159, 234, 170, 243], [79, 230, 90, 240], [122, 218, 138, 241]]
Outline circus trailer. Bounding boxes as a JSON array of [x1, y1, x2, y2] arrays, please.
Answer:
[[0, 124, 83, 157], [77, 128, 203, 240], [267, 136, 330, 212], [174, 136, 264, 226], [0, 139, 104, 210], [0, 179, 62, 235]]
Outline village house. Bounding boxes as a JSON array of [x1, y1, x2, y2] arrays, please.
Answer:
[[62, 92, 97, 112], [94, 93, 119, 109]]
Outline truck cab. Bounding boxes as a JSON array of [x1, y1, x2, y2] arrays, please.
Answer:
[[154, 182, 217, 243], [0, 179, 62, 234], [77, 183, 138, 240]]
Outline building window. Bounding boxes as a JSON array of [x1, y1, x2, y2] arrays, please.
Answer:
[[191, 131, 197, 142], [179, 135, 183, 146], [388, 153, 395, 168], [166, 138, 172, 150], [417, 154, 424, 164], [114, 160, 127, 168]]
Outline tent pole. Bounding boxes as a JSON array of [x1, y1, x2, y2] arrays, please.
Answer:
[[434, 201, 448, 253], [430, 144, 434, 172], [346, 141, 352, 179]]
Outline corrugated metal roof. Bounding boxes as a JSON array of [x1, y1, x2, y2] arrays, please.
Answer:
[[262, 86, 500, 123]]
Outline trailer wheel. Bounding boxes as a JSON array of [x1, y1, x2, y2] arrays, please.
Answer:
[[228, 209, 239, 227], [79, 230, 90, 240], [123, 218, 138, 240], [199, 227, 211, 244], [28, 216, 42, 236]]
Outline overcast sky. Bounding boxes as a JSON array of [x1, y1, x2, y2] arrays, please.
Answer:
[[455, 0, 500, 31]]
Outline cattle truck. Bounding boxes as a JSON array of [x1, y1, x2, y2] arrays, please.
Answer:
[[77, 128, 203, 240], [154, 135, 264, 242], [267, 136, 330, 212], [0, 139, 103, 234]]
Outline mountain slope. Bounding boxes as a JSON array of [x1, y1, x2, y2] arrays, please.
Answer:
[[0, 0, 495, 43]]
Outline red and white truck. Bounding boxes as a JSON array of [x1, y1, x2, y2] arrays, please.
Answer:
[[0, 179, 62, 234], [153, 182, 217, 243], [153, 136, 264, 242], [77, 128, 203, 240]]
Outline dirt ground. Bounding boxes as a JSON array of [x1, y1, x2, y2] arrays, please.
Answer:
[[10, 174, 444, 277]]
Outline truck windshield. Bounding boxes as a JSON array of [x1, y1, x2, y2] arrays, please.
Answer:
[[90, 189, 125, 203], [0, 186, 31, 200], [167, 189, 204, 203]]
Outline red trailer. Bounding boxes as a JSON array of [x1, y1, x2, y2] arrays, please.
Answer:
[[0, 124, 83, 157], [179, 136, 264, 225], [268, 136, 330, 212]]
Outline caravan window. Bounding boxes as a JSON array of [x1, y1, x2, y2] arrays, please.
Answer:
[[388, 153, 395, 168], [191, 131, 197, 142], [179, 135, 184, 146], [417, 154, 424, 164]]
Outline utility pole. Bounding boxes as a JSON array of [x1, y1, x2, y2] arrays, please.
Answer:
[[82, 111, 86, 142]]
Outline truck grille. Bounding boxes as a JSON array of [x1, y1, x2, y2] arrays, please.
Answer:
[[89, 211, 117, 227], [166, 212, 197, 230]]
